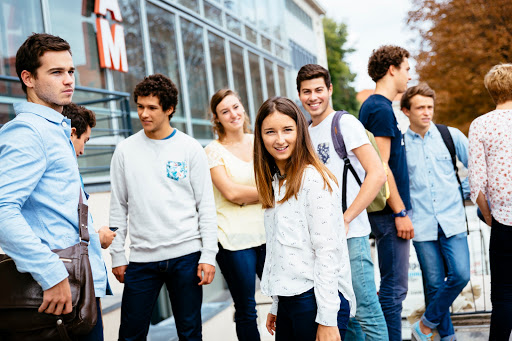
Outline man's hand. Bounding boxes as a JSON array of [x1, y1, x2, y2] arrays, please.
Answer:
[[395, 215, 414, 240], [266, 313, 277, 335], [98, 226, 116, 249], [197, 263, 215, 285], [316, 325, 341, 341], [39, 278, 72, 315], [112, 265, 128, 283]]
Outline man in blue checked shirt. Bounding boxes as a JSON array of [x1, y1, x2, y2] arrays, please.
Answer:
[[0, 33, 107, 340], [401, 83, 470, 341]]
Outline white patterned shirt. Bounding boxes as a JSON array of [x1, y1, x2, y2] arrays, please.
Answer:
[[469, 109, 512, 225], [260, 166, 356, 326]]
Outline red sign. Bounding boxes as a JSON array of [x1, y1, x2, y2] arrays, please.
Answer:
[[95, 0, 128, 72]]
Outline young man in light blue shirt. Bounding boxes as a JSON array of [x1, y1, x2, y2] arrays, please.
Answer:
[[401, 83, 470, 341], [0, 33, 107, 340]]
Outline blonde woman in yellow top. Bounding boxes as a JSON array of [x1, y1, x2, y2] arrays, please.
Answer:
[[205, 89, 266, 341]]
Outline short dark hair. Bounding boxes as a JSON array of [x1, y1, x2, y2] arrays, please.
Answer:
[[400, 83, 436, 110], [133, 74, 179, 120], [296, 64, 331, 92], [62, 103, 96, 138], [368, 45, 409, 82], [15, 33, 71, 94]]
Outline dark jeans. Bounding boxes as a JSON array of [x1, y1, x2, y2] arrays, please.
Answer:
[[119, 252, 202, 341], [216, 244, 266, 341], [275, 288, 350, 341], [368, 212, 410, 341], [78, 298, 104, 341], [489, 217, 512, 341]]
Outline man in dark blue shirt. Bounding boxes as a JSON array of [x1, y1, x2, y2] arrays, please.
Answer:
[[359, 45, 413, 341]]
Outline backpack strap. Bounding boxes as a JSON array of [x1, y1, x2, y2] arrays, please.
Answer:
[[436, 123, 469, 234], [331, 111, 362, 212]]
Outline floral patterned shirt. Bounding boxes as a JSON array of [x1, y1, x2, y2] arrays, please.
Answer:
[[468, 109, 512, 225], [260, 166, 356, 326]]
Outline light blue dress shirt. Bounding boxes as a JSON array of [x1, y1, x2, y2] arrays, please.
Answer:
[[0, 102, 106, 296], [405, 123, 470, 242]]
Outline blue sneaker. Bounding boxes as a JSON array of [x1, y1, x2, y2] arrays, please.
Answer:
[[411, 320, 433, 341]]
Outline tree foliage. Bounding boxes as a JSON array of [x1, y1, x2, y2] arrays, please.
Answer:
[[323, 18, 359, 116], [407, 0, 512, 133]]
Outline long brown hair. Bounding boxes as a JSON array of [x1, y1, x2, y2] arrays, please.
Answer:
[[253, 97, 337, 208], [210, 89, 251, 141]]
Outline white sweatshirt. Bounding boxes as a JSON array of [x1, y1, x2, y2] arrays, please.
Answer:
[[109, 130, 218, 267]]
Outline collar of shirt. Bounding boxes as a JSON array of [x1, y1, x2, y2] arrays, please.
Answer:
[[14, 102, 72, 137]]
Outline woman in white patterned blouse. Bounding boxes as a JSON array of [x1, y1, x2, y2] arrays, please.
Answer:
[[253, 97, 355, 341], [468, 64, 512, 340]]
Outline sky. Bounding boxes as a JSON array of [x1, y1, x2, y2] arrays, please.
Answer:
[[318, 0, 419, 91]]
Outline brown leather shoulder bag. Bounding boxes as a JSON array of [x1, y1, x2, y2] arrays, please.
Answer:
[[0, 192, 97, 340]]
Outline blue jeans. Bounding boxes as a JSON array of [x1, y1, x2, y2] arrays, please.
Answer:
[[414, 227, 470, 341], [119, 252, 202, 341], [489, 217, 512, 341], [368, 212, 410, 341], [275, 288, 350, 341], [345, 236, 388, 341], [216, 243, 266, 341]]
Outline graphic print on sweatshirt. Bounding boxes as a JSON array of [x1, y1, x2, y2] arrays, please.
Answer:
[[317, 142, 330, 164], [166, 161, 188, 181]]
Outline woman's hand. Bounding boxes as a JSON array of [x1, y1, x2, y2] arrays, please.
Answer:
[[266, 313, 277, 335], [316, 325, 341, 341]]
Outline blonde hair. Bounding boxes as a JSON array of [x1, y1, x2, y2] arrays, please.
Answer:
[[484, 64, 512, 105], [209, 89, 251, 140]]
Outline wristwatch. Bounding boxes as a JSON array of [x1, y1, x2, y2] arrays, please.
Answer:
[[392, 209, 408, 218]]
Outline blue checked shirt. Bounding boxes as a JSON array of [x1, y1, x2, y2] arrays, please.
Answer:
[[405, 123, 470, 242], [0, 102, 106, 295]]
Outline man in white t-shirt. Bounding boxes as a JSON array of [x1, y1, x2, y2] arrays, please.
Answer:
[[297, 64, 389, 341]]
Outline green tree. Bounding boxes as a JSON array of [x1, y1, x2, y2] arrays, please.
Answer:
[[323, 17, 359, 116]]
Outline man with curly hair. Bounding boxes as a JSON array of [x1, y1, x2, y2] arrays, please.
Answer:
[[109, 74, 218, 340], [358, 45, 413, 341]]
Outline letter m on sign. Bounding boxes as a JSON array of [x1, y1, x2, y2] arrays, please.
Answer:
[[96, 18, 128, 72]]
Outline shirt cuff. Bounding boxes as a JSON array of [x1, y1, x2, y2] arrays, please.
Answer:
[[111, 252, 129, 269], [270, 296, 279, 315], [315, 308, 339, 327], [199, 249, 217, 266], [36, 259, 70, 291]]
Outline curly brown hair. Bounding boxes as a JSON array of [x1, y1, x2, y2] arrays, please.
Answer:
[[484, 64, 512, 105], [368, 45, 409, 82], [134, 74, 179, 120], [62, 103, 96, 138], [15, 33, 71, 94]]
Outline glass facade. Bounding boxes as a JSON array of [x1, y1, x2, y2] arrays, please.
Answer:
[[0, 0, 323, 180]]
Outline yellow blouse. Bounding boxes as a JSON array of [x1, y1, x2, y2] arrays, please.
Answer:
[[204, 136, 265, 251]]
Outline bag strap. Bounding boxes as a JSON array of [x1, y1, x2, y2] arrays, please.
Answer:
[[331, 111, 362, 212], [78, 190, 90, 242], [435, 124, 469, 234]]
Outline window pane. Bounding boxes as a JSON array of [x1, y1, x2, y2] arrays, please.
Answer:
[[204, 1, 222, 26], [181, 18, 209, 120], [146, 3, 184, 120], [248, 52, 263, 110], [178, 0, 199, 13], [264, 59, 275, 99], [112, 0, 146, 111], [226, 14, 241, 36], [208, 33, 228, 92], [229, 43, 249, 113], [261, 36, 272, 53], [278, 66, 286, 97], [48, 0, 106, 90], [193, 124, 214, 139], [245, 26, 257, 45], [0, 0, 43, 98]]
